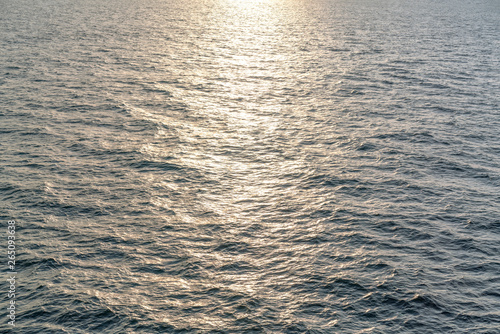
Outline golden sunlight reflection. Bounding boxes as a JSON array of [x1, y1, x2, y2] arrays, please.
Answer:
[[128, 5, 342, 329], [134, 0, 314, 226]]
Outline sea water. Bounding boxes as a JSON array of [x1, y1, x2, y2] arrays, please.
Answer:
[[1, 0, 499, 332]]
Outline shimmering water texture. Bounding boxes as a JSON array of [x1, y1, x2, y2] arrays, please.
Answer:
[[1, 0, 500, 332]]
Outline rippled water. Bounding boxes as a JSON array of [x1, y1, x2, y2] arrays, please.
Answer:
[[1, 0, 500, 332]]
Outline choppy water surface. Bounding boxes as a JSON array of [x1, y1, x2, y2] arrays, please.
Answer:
[[1, 0, 500, 332]]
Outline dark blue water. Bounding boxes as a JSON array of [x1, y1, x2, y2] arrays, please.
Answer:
[[1, 0, 500, 332]]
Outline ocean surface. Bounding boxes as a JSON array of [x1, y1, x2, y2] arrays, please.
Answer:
[[1, 0, 500, 332]]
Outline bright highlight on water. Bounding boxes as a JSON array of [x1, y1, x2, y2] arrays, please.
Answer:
[[1, 0, 499, 332]]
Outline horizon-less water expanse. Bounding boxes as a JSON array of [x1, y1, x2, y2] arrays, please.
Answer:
[[1, 0, 500, 332]]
